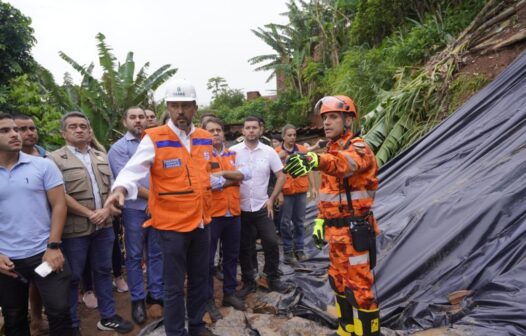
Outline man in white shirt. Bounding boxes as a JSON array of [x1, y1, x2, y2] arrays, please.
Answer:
[[105, 79, 217, 336], [230, 116, 292, 298]]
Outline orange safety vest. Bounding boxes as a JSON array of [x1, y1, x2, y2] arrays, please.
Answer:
[[276, 144, 310, 195], [145, 125, 213, 232], [209, 147, 241, 217], [317, 132, 380, 239]]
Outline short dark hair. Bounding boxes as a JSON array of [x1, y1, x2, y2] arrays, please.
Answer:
[[0, 113, 13, 121], [243, 115, 262, 127], [199, 112, 217, 123], [12, 114, 33, 121], [123, 106, 145, 119], [60, 111, 90, 130], [203, 117, 224, 131]]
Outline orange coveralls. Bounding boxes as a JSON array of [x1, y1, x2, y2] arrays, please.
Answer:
[[317, 131, 379, 310]]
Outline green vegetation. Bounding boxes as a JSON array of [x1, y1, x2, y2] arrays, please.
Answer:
[[0, 1, 177, 149], [208, 0, 493, 165], [5, 72, 63, 149], [59, 33, 177, 146], [448, 73, 490, 112], [0, 0, 517, 161], [0, 1, 35, 88]]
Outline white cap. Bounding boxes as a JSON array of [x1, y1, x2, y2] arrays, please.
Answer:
[[165, 78, 197, 102]]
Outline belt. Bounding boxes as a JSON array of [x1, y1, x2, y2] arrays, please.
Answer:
[[325, 218, 348, 228], [325, 212, 373, 228]]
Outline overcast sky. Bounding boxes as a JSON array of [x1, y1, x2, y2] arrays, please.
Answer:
[[7, 0, 288, 105]]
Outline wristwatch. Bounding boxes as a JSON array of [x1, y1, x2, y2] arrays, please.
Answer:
[[47, 242, 62, 249]]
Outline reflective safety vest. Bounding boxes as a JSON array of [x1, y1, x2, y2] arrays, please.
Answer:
[[145, 125, 213, 232], [316, 132, 380, 239], [276, 144, 310, 195], [209, 147, 241, 217]]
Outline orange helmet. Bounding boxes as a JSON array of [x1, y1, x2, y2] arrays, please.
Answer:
[[315, 95, 357, 118]]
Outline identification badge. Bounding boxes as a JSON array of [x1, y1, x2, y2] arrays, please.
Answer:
[[163, 158, 182, 168]]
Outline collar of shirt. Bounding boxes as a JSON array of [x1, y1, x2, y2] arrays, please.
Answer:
[[167, 119, 195, 152], [6, 151, 32, 171], [124, 131, 140, 142], [281, 143, 298, 154], [241, 140, 263, 151], [18, 152, 32, 164], [213, 143, 226, 156], [66, 145, 91, 155], [167, 119, 195, 138]]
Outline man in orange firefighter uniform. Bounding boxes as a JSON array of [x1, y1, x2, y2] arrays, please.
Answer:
[[284, 95, 380, 336]]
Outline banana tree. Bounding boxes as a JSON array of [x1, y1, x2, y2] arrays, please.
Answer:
[[59, 33, 177, 146]]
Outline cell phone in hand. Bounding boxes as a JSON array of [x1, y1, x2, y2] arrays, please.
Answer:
[[319, 140, 328, 148], [35, 261, 53, 278], [13, 270, 28, 284]]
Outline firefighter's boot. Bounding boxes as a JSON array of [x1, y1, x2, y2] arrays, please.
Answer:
[[352, 306, 380, 336], [335, 293, 354, 336]]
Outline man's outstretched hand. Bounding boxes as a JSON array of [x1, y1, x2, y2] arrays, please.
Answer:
[[284, 152, 319, 178], [104, 187, 126, 216]]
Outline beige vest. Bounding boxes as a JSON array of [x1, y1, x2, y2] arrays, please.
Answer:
[[49, 146, 113, 238]]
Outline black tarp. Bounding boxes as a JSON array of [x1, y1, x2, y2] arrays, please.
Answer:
[[372, 49, 526, 335], [289, 50, 526, 335], [140, 51, 526, 335]]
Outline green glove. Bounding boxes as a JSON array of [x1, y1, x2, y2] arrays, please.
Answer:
[[312, 218, 326, 250], [284, 152, 319, 178]]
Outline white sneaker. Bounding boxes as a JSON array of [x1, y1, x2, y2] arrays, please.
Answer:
[[82, 290, 98, 309], [113, 276, 129, 293]]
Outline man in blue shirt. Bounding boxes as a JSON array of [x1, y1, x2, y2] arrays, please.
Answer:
[[13, 114, 49, 333], [0, 113, 72, 335], [108, 106, 163, 325]]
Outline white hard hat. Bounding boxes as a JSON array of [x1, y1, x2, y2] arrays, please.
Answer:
[[165, 78, 197, 102]]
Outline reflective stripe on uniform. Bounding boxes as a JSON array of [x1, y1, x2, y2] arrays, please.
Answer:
[[342, 153, 357, 173], [349, 253, 369, 266], [318, 190, 375, 202]]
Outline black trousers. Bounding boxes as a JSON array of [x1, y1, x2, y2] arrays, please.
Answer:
[[0, 252, 72, 336], [240, 207, 280, 281], [158, 226, 209, 336]]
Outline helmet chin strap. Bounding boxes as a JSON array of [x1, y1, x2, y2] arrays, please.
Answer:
[[342, 113, 354, 134]]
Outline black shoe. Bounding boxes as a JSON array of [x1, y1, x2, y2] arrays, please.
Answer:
[[131, 299, 146, 325], [97, 314, 133, 333], [235, 280, 257, 298], [269, 279, 293, 294], [283, 251, 298, 265], [205, 299, 222, 322], [295, 250, 307, 262], [189, 327, 218, 336], [146, 293, 163, 307], [222, 294, 246, 311]]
